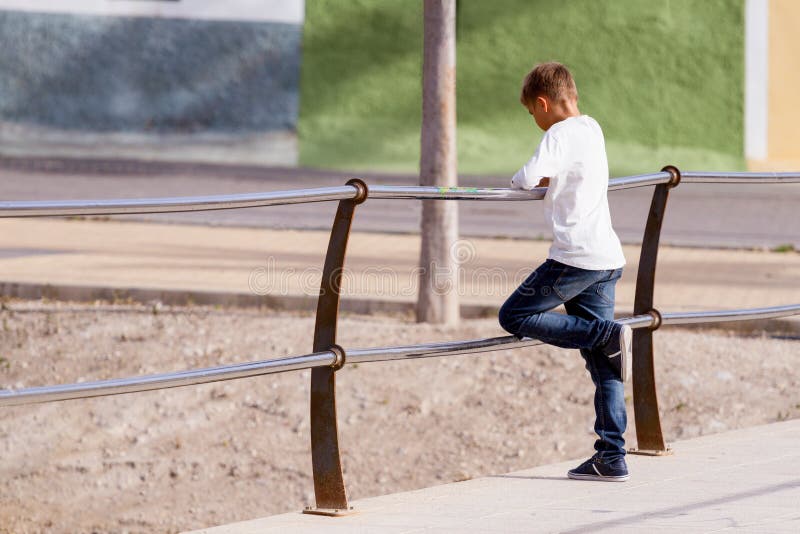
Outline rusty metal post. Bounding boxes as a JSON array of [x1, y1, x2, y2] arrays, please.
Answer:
[[629, 166, 680, 456], [304, 179, 367, 516]]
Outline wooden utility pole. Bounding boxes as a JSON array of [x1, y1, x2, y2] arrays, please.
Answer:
[[417, 0, 459, 324]]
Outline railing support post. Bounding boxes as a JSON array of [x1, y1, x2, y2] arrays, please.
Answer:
[[304, 179, 367, 516], [629, 165, 680, 456]]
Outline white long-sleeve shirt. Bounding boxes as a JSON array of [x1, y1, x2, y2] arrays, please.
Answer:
[[511, 115, 626, 270]]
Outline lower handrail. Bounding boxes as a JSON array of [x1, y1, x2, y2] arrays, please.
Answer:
[[1, 304, 797, 408]]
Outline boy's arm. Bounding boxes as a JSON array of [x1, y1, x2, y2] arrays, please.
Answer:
[[510, 168, 550, 190], [510, 134, 560, 190]]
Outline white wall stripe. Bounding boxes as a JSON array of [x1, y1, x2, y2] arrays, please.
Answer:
[[0, 0, 304, 25], [745, 0, 769, 160]]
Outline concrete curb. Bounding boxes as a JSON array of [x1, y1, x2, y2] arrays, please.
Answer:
[[2, 280, 798, 334], [0, 281, 493, 319]]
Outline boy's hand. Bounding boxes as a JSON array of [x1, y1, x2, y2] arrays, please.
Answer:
[[536, 177, 550, 188]]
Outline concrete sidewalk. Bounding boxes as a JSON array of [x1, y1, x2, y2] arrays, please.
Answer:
[[190, 419, 800, 533], [0, 218, 798, 324]]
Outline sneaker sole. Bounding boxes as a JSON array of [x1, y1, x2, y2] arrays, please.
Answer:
[[567, 471, 630, 482], [619, 325, 632, 382]]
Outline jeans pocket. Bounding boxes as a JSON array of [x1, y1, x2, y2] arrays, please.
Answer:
[[595, 281, 615, 305], [595, 269, 621, 305], [553, 264, 590, 301]]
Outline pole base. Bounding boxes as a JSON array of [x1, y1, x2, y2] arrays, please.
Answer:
[[628, 446, 673, 456], [302, 506, 356, 517]]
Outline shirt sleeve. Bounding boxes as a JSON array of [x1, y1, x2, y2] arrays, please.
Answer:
[[510, 132, 561, 190]]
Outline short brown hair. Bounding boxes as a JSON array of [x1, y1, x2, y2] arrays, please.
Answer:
[[519, 62, 578, 106]]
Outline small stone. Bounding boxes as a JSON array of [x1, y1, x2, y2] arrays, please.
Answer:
[[715, 371, 734, 382]]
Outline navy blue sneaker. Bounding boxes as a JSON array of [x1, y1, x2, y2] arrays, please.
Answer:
[[602, 323, 632, 382], [567, 455, 630, 482]]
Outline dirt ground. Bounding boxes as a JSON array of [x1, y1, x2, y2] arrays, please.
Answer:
[[0, 301, 798, 533]]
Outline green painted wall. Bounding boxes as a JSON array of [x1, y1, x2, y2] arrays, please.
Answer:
[[300, 0, 745, 177]]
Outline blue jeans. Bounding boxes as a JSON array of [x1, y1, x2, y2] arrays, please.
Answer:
[[498, 259, 627, 460]]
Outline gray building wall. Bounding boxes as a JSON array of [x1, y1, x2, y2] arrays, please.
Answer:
[[0, 7, 302, 164]]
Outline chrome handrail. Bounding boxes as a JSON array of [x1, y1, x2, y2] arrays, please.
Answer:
[[0, 350, 338, 407], [661, 303, 800, 325], [2, 304, 796, 408], [680, 171, 800, 183], [2, 170, 799, 217], [0, 186, 360, 217]]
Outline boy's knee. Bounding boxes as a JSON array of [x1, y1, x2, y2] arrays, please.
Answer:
[[498, 303, 522, 334]]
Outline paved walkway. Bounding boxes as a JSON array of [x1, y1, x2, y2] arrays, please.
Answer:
[[190, 419, 800, 533], [0, 218, 798, 324]]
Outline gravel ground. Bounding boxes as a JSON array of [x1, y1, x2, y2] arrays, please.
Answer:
[[0, 301, 798, 533]]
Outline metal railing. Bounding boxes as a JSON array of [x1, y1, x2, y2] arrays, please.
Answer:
[[1, 167, 799, 515], [4, 305, 798, 408]]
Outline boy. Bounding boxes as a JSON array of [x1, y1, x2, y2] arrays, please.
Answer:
[[498, 62, 632, 482]]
